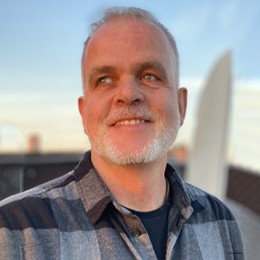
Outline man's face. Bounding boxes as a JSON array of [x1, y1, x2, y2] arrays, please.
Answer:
[[79, 18, 187, 165]]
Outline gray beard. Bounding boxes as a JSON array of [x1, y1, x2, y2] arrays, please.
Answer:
[[91, 120, 179, 165], [89, 106, 180, 165]]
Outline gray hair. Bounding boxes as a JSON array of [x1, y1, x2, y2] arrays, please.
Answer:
[[81, 7, 179, 87]]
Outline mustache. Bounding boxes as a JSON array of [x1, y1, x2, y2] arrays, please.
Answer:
[[104, 107, 159, 126]]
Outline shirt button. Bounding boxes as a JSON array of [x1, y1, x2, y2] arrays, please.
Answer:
[[133, 229, 142, 237]]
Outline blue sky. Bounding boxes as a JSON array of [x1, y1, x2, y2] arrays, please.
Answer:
[[0, 0, 260, 170], [1, 0, 259, 89]]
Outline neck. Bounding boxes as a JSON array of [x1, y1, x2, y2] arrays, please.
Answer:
[[91, 152, 168, 212]]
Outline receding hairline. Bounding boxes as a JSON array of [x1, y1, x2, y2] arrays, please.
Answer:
[[81, 7, 180, 88]]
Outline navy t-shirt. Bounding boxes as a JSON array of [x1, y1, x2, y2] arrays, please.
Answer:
[[130, 197, 171, 260]]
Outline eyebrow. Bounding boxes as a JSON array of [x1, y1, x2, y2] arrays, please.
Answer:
[[135, 61, 168, 80], [87, 61, 168, 84], [88, 66, 117, 84]]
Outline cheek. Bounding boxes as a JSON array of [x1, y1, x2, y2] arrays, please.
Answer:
[[84, 96, 110, 132], [84, 105, 98, 132], [163, 96, 180, 125]]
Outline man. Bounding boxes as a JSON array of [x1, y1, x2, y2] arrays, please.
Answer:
[[0, 7, 244, 259]]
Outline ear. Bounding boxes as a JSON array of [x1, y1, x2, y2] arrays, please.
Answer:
[[78, 96, 88, 135], [177, 87, 187, 127]]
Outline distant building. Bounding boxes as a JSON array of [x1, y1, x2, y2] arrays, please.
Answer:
[[168, 144, 189, 163], [27, 134, 40, 153]]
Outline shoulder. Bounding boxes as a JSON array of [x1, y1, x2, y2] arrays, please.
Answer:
[[166, 164, 234, 221], [0, 171, 75, 230], [184, 183, 244, 255], [185, 182, 235, 221]]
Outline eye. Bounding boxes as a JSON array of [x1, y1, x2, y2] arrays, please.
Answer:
[[96, 76, 113, 86], [141, 74, 157, 81]]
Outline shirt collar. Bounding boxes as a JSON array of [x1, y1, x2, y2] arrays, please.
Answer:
[[165, 163, 205, 220], [73, 151, 205, 225], [73, 151, 113, 225]]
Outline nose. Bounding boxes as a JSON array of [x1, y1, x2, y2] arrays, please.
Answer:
[[114, 77, 144, 105]]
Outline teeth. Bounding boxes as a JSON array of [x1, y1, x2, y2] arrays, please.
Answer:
[[115, 119, 145, 126]]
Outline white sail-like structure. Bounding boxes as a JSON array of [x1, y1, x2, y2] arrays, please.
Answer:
[[186, 51, 232, 199]]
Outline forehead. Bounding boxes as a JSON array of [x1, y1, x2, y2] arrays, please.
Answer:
[[90, 17, 165, 42], [84, 17, 175, 65]]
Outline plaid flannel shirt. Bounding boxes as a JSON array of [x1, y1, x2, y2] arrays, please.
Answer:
[[0, 151, 244, 259]]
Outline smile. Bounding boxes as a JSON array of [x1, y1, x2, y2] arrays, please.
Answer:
[[114, 119, 146, 126]]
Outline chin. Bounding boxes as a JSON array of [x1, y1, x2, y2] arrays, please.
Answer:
[[91, 124, 178, 165], [98, 138, 172, 165]]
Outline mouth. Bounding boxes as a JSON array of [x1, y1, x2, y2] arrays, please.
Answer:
[[113, 118, 148, 126], [106, 109, 156, 127]]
